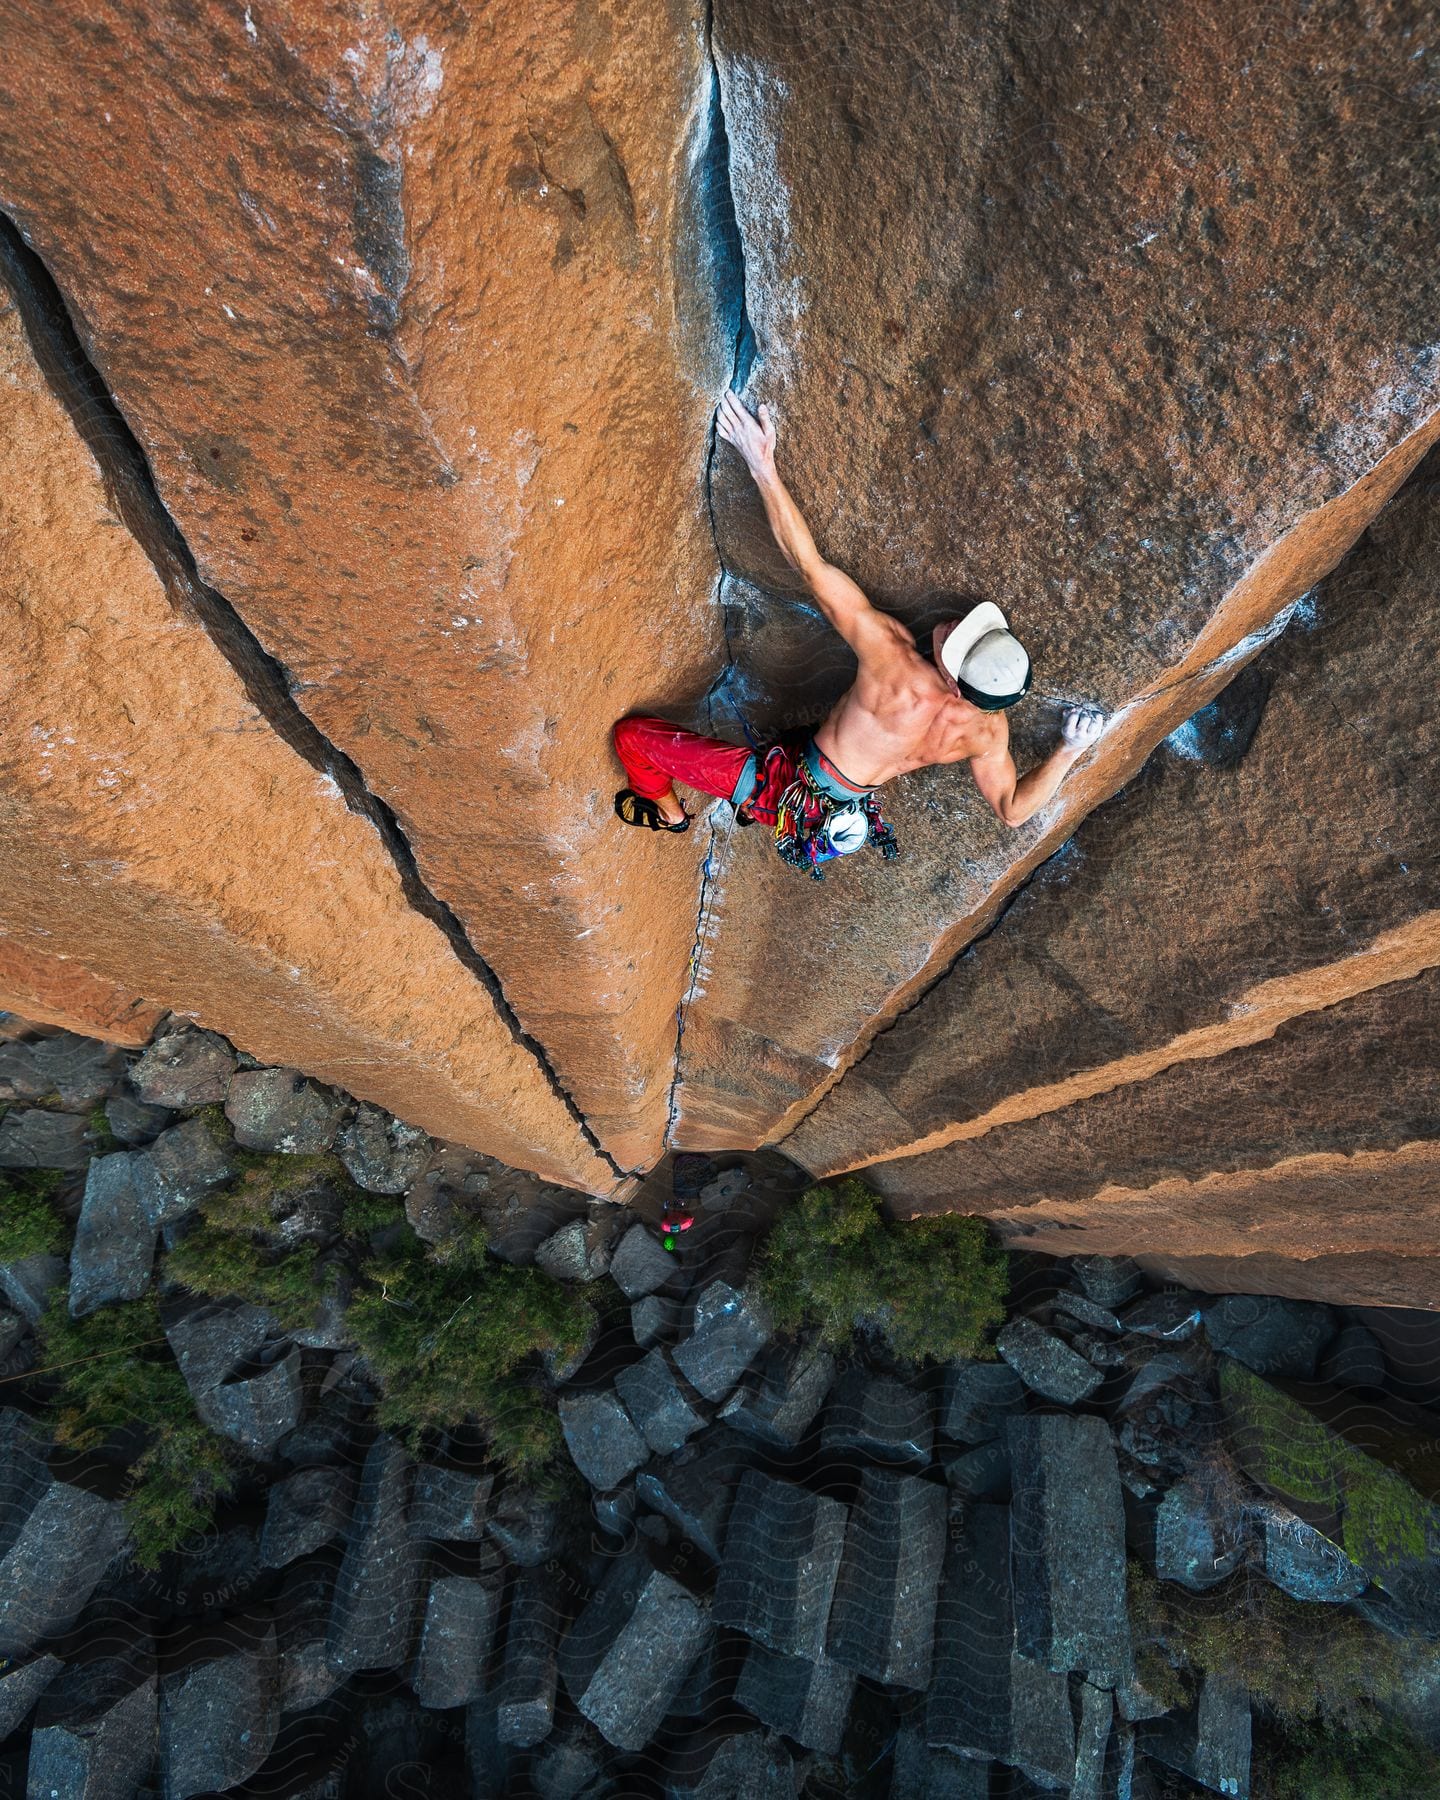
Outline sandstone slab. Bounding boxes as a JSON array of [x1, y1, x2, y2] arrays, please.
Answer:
[[674, 0, 1440, 1150], [0, 259, 615, 1194], [0, 0, 735, 1173]]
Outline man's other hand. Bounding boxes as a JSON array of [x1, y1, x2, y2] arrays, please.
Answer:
[[717, 390, 777, 478], [1060, 704, 1105, 751]]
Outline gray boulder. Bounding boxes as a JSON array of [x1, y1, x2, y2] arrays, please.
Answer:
[[1120, 1292, 1204, 1341], [558, 1551, 712, 1752], [104, 1092, 173, 1146], [497, 1567, 561, 1746], [827, 1469, 946, 1689], [485, 1484, 559, 1567], [336, 1103, 431, 1193], [1072, 1256, 1143, 1309], [0, 1105, 92, 1172], [558, 1388, 648, 1491], [1155, 1464, 1255, 1591], [224, 1066, 347, 1154], [0, 1032, 127, 1109], [131, 1117, 238, 1228], [615, 1349, 707, 1456], [534, 1216, 612, 1283], [608, 1221, 679, 1299], [261, 1465, 353, 1568], [1009, 1414, 1132, 1684], [0, 1254, 66, 1324], [0, 1473, 130, 1658], [632, 1292, 681, 1347], [1071, 1681, 1115, 1800], [892, 1717, 990, 1797], [1319, 1323, 1388, 1392], [997, 1318, 1102, 1405], [928, 1501, 1074, 1787], [821, 1366, 933, 1467], [734, 1642, 854, 1756], [0, 1652, 60, 1740], [719, 1338, 834, 1448], [130, 1022, 236, 1106], [714, 1470, 848, 1659], [672, 1280, 770, 1404], [408, 1464, 494, 1543], [1054, 1291, 1124, 1335], [275, 1561, 345, 1714], [669, 1727, 801, 1798], [194, 1344, 302, 1458], [635, 1427, 758, 1563], [1203, 1294, 1336, 1380], [944, 1438, 1012, 1503], [28, 1657, 156, 1800], [412, 1568, 504, 1710], [326, 1436, 424, 1674], [159, 1625, 279, 1800], [164, 1298, 280, 1397], [68, 1152, 155, 1317], [529, 1715, 610, 1800], [1254, 1500, 1368, 1603], [1140, 1674, 1251, 1798]]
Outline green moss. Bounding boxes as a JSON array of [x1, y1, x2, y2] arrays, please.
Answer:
[[165, 1226, 333, 1331], [86, 1104, 120, 1153], [755, 1178, 1008, 1365], [36, 1293, 234, 1567], [0, 1168, 68, 1259], [348, 1218, 594, 1479], [1222, 1361, 1436, 1574], [1128, 1560, 1419, 1736], [340, 1188, 406, 1238], [1268, 1718, 1440, 1799]]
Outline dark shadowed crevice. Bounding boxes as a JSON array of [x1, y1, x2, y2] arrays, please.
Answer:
[[663, 8, 756, 1146], [0, 212, 628, 1184]]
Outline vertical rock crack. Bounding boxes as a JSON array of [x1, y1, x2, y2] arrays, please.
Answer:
[[0, 213, 627, 1184], [663, 1, 754, 1145]]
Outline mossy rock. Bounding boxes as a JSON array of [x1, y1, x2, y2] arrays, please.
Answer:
[[1221, 1359, 1438, 1586]]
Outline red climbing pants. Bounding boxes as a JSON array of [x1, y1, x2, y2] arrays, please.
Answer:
[[613, 715, 758, 809]]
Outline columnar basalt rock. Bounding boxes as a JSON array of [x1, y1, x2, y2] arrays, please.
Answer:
[[672, 0, 1440, 1149], [0, 264, 616, 1193], [0, 0, 734, 1173]]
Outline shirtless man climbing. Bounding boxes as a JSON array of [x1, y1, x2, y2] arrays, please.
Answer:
[[614, 391, 1104, 879]]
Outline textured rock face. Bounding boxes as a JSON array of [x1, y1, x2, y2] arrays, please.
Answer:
[[0, 261, 614, 1193], [790, 456, 1440, 1181], [0, 0, 731, 1173], [672, 0, 1440, 1146], [867, 963, 1440, 1308]]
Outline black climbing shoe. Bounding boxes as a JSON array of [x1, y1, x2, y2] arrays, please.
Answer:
[[615, 789, 690, 833]]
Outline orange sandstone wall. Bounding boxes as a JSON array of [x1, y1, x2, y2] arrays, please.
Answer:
[[0, 281, 615, 1192], [0, 0, 732, 1173]]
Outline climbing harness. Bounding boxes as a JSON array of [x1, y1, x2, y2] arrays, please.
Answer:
[[771, 747, 900, 882]]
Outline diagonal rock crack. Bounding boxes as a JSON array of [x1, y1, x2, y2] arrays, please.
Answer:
[[0, 212, 627, 1184]]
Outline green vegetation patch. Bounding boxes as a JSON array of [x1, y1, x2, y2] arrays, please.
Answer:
[[349, 1216, 596, 1479], [1221, 1361, 1434, 1573], [0, 1168, 68, 1260], [1266, 1717, 1440, 1800], [1128, 1560, 1420, 1737], [36, 1292, 234, 1568], [755, 1177, 1008, 1365]]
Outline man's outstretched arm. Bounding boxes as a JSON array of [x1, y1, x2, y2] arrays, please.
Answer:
[[969, 707, 1105, 828], [716, 391, 903, 659]]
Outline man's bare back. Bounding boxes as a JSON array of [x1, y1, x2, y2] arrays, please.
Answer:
[[715, 391, 1103, 828]]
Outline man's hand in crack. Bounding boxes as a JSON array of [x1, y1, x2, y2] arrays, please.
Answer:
[[717, 390, 776, 479]]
